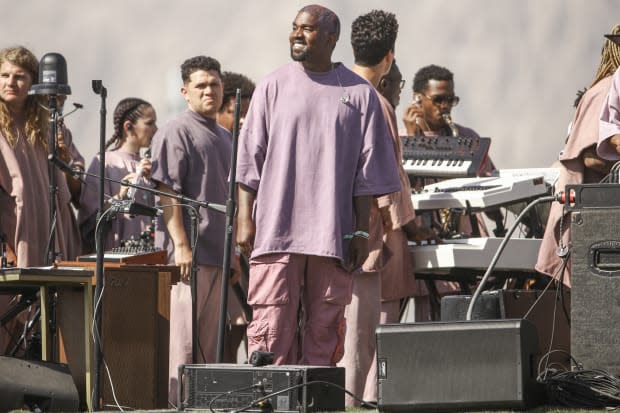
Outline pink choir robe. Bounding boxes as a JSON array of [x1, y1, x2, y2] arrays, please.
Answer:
[[1, 132, 81, 354], [537, 75, 615, 286], [598, 67, 620, 159]]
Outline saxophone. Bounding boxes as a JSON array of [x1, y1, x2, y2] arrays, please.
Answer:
[[439, 113, 459, 237], [442, 113, 459, 137]]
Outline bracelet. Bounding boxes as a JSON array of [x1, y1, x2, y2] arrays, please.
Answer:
[[344, 230, 370, 240]]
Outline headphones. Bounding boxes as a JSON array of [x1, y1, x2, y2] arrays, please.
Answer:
[[127, 123, 133, 131]]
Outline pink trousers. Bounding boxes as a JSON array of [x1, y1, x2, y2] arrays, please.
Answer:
[[246, 253, 353, 365]]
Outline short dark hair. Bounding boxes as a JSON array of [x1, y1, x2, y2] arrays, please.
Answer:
[[351, 10, 398, 66], [220, 72, 256, 110], [181, 55, 221, 84], [299, 4, 340, 39], [413, 64, 453, 93]]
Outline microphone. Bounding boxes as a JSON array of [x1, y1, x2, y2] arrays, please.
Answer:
[[47, 154, 84, 179], [127, 148, 151, 201], [29, 53, 72, 96], [59, 102, 84, 121], [110, 199, 161, 218]]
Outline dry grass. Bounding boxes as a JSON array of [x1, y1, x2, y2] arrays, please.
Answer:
[[6, 408, 608, 413]]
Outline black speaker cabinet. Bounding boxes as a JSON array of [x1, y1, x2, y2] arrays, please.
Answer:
[[440, 291, 501, 321], [0, 356, 79, 412], [441, 289, 571, 370], [571, 207, 620, 375], [178, 363, 344, 412], [376, 319, 544, 412]]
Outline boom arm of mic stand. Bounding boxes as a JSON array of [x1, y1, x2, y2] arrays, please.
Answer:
[[48, 154, 227, 214]]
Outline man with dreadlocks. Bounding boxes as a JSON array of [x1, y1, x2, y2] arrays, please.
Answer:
[[598, 33, 620, 158], [535, 25, 620, 286]]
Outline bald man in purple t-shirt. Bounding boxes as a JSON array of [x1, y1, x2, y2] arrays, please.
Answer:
[[236, 5, 400, 366]]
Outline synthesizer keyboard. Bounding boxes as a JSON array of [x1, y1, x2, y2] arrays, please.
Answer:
[[401, 135, 491, 178], [410, 169, 554, 211], [409, 237, 541, 273], [76, 249, 167, 265]]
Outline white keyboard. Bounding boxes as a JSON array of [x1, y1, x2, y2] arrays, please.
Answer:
[[409, 237, 541, 273], [411, 169, 556, 210]]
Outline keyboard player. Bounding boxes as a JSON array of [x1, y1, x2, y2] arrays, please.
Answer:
[[402, 64, 503, 318]]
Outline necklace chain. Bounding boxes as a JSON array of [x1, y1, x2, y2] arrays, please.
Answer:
[[333, 63, 350, 104]]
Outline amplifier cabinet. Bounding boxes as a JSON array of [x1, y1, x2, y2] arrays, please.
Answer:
[[441, 289, 571, 370], [571, 207, 620, 375], [55, 264, 179, 409], [376, 319, 544, 412], [179, 364, 344, 413]]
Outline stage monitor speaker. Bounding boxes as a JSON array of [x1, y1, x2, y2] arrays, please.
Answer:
[[376, 319, 545, 412], [0, 356, 79, 412], [571, 207, 620, 375], [441, 289, 571, 370], [178, 363, 344, 412], [440, 291, 501, 321]]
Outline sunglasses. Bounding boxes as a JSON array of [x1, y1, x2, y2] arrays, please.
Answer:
[[421, 93, 460, 107], [382, 77, 406, 91]]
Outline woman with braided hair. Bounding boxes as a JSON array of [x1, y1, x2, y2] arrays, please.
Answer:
[[78, 97, 158, 253], [536, 24, 620, 287]]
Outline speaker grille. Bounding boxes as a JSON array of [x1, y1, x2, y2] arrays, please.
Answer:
[[376, 319, 544, 412], [571, 208, 620, 375]]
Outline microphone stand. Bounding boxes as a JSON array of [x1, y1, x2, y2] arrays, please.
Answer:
[[91, 79, 106, 411], [42, 94, 61, 365], [45, 94, 60, 266], [216, 89, 242, 363], [50, 152, 227, 407]]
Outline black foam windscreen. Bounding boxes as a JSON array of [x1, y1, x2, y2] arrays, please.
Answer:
[[29, 53, 72, 96]]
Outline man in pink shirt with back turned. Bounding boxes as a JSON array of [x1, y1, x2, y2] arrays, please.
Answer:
[[236, 4, 401, 366]]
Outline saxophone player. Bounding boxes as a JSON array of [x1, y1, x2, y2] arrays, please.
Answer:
[[403, 64, 499, 230], [402, 64, 503, 318], [404, 64, 468, 138]]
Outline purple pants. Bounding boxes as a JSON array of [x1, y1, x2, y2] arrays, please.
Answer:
[[247, 253, 353, 365]]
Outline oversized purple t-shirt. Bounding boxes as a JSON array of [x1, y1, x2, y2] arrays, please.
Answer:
[[150, 110, 232, 266], [236, 61, 401, 261], [598, 66, 620, 160]]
